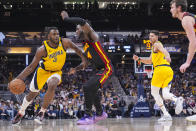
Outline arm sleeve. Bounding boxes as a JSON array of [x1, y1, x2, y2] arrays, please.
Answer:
[[63, 17, 86, 26]]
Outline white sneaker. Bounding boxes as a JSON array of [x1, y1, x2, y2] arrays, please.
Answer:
[[186, 115, 196, 122], [175, 97, 184, 115], [158, 115, 172, 122], [186, 125, 196, 131]]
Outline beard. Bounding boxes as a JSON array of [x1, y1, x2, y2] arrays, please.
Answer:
[[172, 11, 179, 18], [50, 38, 59, 45]]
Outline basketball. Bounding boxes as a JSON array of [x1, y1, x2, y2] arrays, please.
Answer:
[[9, 79, 25, 95]]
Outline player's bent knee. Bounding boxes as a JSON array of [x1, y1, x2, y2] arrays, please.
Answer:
[[162, 90, 170, 100], [47, 77, 59, 91], [151, 86, 159, 98]]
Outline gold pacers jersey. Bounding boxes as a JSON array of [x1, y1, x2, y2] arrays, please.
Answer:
[[151, 41, 173, 88], [151, 41, 170, 68], [40, 39, 66, 71]]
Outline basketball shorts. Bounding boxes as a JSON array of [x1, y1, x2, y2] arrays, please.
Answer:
[[30, 67, 62, 92], [151, 66, 173, 88]]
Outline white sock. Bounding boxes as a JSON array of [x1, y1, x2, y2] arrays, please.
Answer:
[[162, 85, 177, 103], [160, 105, 169, 116], [151, 86, 169, 116], [19, 96, 32, 116]]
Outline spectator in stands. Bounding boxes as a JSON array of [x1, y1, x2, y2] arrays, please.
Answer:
[[119, 97, 126, 118]]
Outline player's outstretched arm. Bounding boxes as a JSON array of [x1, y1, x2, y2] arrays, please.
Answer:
[[16, 46, 46, 81], [61, 11, 99, 42], [62, 38, 88, 73], [179, 16, 196, 73], [133, 54, 152, 64], [182, 16, 196, 65]]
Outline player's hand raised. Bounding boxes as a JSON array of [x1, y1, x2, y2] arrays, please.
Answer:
[[133, 54, 139, 61], [61, 11, 69, 20], [179, 62, 190, 73], [68, 68, 76, 75]]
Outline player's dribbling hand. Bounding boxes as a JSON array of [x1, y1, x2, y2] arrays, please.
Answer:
[[179, 62, 190, 73], [68, 68, 76, 75], [133, 55, 139, 61], [61, 11, 69, 20]]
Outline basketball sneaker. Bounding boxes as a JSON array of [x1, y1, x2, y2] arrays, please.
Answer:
[[34, 111, 44, 124], [186, 115, 196, 122], [158, 114, 172, 122], [175, 97, 184, 115], [12, 112, 24, 125], [94, 112, 108, 123], [77, 115, 95, 125]]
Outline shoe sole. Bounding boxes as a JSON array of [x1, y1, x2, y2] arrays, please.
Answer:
[[12, 113, 23, 125], [158, 117, 172, 122], [94, 113, 108, 123], [34, 119, 43, 124], [158, 119, 172, 122], [77, 122, 95, 125], [94, 116, 107, 123], [12, 120, 21, 125], [186, 117, 196, 122]]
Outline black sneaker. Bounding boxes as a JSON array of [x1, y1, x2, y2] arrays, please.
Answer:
[[34, 111, 44, 124], [12, 113, 23, 125]]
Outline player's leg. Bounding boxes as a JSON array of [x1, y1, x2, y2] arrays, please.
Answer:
[[94, 68, 113, 123], [162, 84, 183, 115], [12, 74, 39, 124], [77, 75, 99, 125], [151, 86, 172, 122], [162, 84, 177, 102], [151, 67, 172, 122], [162, 68, 184, 115], [93, 89, 108, 123], [34, 74, 60, 124]]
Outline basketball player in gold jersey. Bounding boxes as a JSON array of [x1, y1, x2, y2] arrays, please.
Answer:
[[12, 27, 88, 124], [170, 0, 196, 121], [133, 30, 183, 122]]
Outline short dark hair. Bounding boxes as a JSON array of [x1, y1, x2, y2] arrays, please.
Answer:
[[170, 0, 188, 12], [44, 27, 59, 37], [150, 30, 159, 36]]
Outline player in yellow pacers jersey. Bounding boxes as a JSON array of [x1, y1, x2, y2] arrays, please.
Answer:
[[12, 27, 88, 124], [133, 30, 183, 122]]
